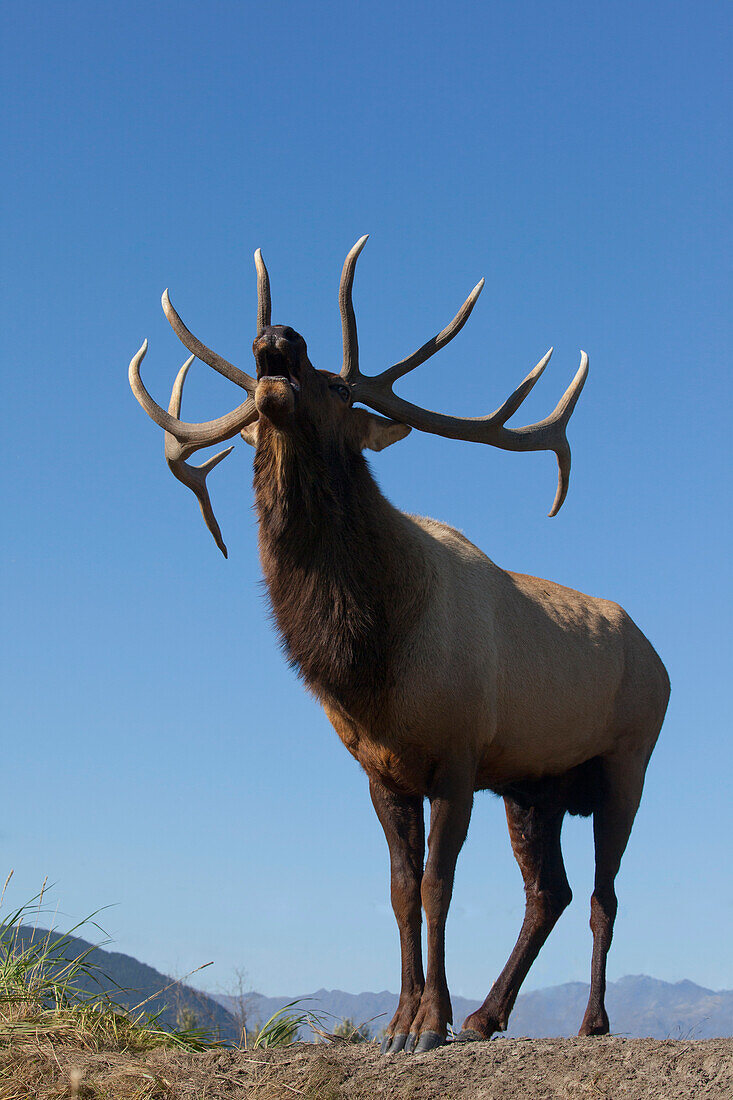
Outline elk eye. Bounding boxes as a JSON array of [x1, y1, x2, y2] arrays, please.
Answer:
[[330, 383, 350, 403]]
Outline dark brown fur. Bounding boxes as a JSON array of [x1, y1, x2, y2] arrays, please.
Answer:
[[495, 756, 603, 818], [253, 417, 427, 723]]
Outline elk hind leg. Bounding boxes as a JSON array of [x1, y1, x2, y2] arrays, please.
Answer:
[[461, 796, 571, 1040], [579, 755, 647, 1036]]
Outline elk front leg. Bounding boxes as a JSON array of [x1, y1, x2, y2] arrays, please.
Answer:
[[404, 773, 474, 1053], [369, 779, 426, 1055]]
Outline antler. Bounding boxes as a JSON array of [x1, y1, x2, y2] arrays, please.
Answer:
[[255, 248, 272, 331], [339, 239, 588, 516], [129, 250, 276, 554], [129, 289, 260, 556], [163, 357, 236, 557]]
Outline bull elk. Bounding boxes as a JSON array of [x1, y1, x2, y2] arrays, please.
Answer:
[[129, 238, 670, 1052]]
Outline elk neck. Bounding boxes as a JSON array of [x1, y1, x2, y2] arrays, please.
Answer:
[[252, 419, 429, 720]]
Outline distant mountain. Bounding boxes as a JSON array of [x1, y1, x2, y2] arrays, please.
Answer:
[[505, 975, 733, 1039], [13, 926, 237, 1040], [213, 976, 733, 1040], [13, 927, 730, 1043]]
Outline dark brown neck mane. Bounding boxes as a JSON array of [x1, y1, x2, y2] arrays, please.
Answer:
[[253, 420, 426, 720]]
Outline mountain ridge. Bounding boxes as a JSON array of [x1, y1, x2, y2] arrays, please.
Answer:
[[12, 928, 731, 1041], [212, 975, 733, 1040]]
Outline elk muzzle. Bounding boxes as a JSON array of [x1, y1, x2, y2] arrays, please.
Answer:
[[253, 327, 305, 426]]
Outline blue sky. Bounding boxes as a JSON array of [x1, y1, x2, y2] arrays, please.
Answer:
[[2, 0, 731, 1003]]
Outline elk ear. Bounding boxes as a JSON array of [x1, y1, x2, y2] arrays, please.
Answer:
[[352, 409, 412, 452], [240, 421, 259, 448]]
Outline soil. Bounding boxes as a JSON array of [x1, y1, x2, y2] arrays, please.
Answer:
[[3, 1036, 732, 1099]]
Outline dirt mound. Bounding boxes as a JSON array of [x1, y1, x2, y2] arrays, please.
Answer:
[[3, 1036, 732, 1098]]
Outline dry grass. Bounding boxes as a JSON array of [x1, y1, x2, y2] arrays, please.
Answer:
[[0, 1041, 181, 1099], [2, 1031, 733, 1099], [0, 878, 224, 1098], [0, 880, 340, 1098]]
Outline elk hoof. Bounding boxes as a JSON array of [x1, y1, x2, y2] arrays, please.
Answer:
[[579, 1022, 610, 1037], [455, 1028, 485, 1043], [415, 1030, 445, 1053], [381, 1032, 408, 1054], [404, 1032, 418, 1054]]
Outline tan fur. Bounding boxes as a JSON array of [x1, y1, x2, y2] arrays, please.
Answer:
[[322, 509, 668, 797]]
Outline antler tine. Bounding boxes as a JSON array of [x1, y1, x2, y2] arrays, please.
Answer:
[[255, 248, 272, 332], [129, 340, 257, 447], [338, 235, 483, 388], [164, 356, 234, 557], [543, 351, 589, 517], [378, 277, 485, 388], [162, 289, 257, 393], [339, 235, 369, 383], [167, 353, 195, 419], [488, 347, 554, 425]]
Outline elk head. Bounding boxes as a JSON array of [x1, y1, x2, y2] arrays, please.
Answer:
[[129, 237, 588, 556], [247, 322, 411, 457]]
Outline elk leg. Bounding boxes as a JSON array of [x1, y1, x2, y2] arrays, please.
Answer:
[[579, 757, 645, 1036], [461, 797, 571, 1040], [404, 774, 474, 1053], [369, 779, 426, 1054]]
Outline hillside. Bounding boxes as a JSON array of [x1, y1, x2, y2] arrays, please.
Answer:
[[13, 926, 237, 1040]]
